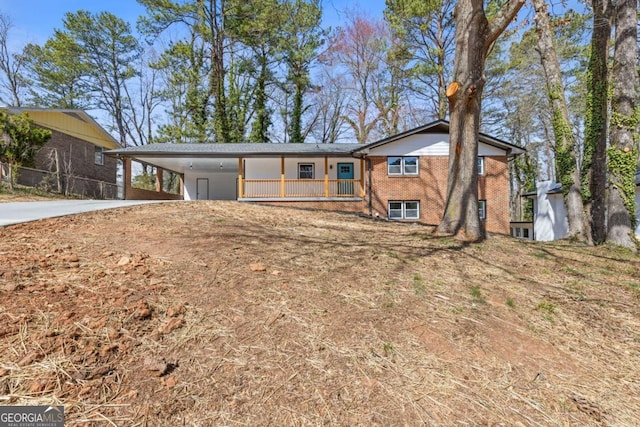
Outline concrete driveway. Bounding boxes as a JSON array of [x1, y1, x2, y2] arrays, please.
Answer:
[[0, 200, 171, 226]]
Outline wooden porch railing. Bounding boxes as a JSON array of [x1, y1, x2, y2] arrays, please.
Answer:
[[242, 179, 362, 198]]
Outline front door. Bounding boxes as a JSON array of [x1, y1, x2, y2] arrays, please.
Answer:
[[337, 162, 354, 195], [196, 178, 209, 200]]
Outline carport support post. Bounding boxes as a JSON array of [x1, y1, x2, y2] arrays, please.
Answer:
[[360, 159, 365, 197], [280, 156, 285, 197], [123, 157, 132, 200], [238, 157, 243, 198], [155, 168, 163, 193], [324, 156, 329, 197]]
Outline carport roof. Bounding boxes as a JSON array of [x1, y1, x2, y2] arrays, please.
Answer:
[[108, 142, 363, 157]]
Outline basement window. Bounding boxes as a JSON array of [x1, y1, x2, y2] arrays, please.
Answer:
[[388, 201, 420, 220]]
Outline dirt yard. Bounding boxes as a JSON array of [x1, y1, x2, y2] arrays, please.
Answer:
[[1, 201, 639, 426]]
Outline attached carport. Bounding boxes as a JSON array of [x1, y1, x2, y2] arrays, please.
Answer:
[[110, 146, 243, 201]]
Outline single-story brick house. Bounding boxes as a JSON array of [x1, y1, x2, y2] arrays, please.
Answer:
[[108, 120, 525, 234], [1, 108, 119, 198]]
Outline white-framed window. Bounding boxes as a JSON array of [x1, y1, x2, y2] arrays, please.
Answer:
[[298, 163, 314, 179], [388, 201, 420, 220], [94, 146, 104, 165], [477, 156, 485, 175], [478, 200, 486, 220], [387, 156, 419, 175]]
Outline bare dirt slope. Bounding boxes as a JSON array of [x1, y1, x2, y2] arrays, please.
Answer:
[[1, 201, 639, 426]]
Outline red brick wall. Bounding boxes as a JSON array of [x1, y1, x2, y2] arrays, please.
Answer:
[[368, 156, 510, 234], [33, 128, 117, 184], [478, 156, 510, 234]]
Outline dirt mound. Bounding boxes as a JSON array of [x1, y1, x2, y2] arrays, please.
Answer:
[[1, 201, 639, 425]]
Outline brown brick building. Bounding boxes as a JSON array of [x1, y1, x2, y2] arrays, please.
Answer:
[[4, 108, 119, 198], [110, 120, 524, 234]]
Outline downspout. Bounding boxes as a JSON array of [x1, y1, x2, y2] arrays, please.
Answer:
[[368, 158, 373, 216]]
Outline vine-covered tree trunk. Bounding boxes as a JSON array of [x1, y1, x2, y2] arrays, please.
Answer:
[[532, 0, 590, 243], [209, 0, 230, 142], [249, 50, 271, 143], [436, 0, 524, 241], [606, 0, 639, 248], [584, 0, 612, 244]]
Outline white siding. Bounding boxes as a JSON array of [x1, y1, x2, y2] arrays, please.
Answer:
[[244, 158, 280, 179], [184, 171, 238, 201], [244, 157, 360, 180], [368, 133, 505, 157], [534, 181, 569, 241]]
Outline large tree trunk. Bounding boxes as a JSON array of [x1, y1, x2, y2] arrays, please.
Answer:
[[584, 0, 612, 244], [437, 0, 524, 241], [532, 0, 590, 243], [205, 0, 230, 142], [606, 0, 639, 248]]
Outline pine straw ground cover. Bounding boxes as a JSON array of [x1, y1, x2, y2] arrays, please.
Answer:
[[0, 201, 639, 426]]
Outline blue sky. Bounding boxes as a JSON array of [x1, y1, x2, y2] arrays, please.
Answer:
[[0, 0, 387, 49]]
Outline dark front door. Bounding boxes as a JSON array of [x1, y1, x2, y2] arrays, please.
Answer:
[[337, 162, 354, 195]]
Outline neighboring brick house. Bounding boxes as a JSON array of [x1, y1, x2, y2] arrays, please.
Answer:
[[108, 120, 524, 234], [3, 108, 120, 198]]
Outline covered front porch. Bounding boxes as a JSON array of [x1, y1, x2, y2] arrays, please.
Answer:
[[239, 157, 364, 200]]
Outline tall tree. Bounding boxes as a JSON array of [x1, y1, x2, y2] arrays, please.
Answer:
[[436, 0, 524, 241], [227, 0, 284, 143], [0, 111, 51, 189], [372, 33, 412, 137], [324, 14, 387, 143], [280, 0, 325, 143], [606, 0, 639, 248], [307, 71, 349, 143], [532, 0, 589, 242], [57, 11, 140, 146], [152, 36, 211, 143], [139, 0, 230, 142], [121, 48, 164, 146], [0, 13, 26, 107], [23, 31, 91, 109], [583, 0, 613, 243], [384, 0, 455, 120]]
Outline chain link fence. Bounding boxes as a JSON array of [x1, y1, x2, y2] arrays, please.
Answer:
[[0, 162, 118, 199]]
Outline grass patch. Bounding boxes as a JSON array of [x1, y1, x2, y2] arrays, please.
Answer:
[[536, 301, 556, 322], [413, 273, 425, 295], [506, 298, 515, 308], [536, 301, 555, 314], [469, 285, 486, 304], [383, 342, 394, 356], [386, 251, 407, 263]]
